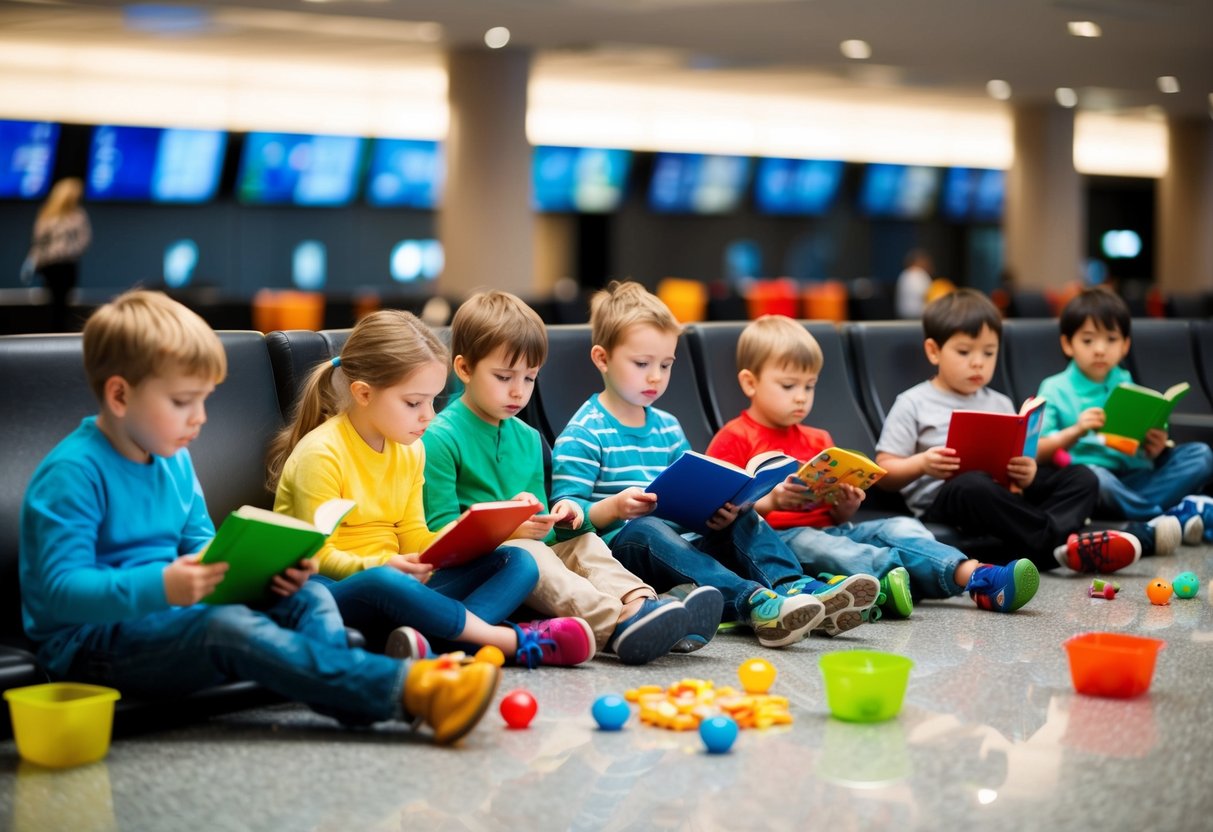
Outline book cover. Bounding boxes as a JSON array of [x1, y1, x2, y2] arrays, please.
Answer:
[[645, 450, 798, 533], [200, 498, 355, 605], [795, 447, 886, 504], [946, 396, 1045, 486], [1099, 381, 1190, 454], [418, 500, 541, 568]]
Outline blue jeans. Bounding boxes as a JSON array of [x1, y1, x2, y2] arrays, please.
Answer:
[[60, 581, 406, 726], [776, 516, 966, 599], [1089, 443, 1213, 520], [610, 510, 804, 621], [318, 545, 539, 651]]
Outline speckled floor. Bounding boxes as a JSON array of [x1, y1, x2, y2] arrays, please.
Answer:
[[3, 545, 1213, 832]]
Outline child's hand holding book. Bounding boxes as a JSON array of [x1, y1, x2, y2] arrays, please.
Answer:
[[269, 558, 318, 598], [389, 552, 435, 582], [165, 553, 229, 607]]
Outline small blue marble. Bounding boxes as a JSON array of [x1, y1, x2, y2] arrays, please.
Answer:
[[591, 694, 631, 731], [699, 715, 739, 754]]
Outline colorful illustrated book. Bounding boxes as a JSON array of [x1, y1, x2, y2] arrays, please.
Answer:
[[645, 450, 798, 533], [1098, 381, 1190, 455], [946, 396, 1046, 486], [418, 500, 541, 568], [200, 498, 355, 605], [795, 447, 886, 504]]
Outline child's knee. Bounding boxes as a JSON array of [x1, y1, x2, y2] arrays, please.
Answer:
[[498, 545, 540, 584]]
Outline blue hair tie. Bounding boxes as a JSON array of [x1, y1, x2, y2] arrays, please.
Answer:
[[331, 356, 341, 368]]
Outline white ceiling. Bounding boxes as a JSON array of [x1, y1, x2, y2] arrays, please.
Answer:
[[2, 0, 1211, 119]]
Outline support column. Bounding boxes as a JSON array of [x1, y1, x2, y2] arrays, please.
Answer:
[[1004, 103, 1083, 290], [1158, 116, 1213, 292], [439, 47, 534, 298]]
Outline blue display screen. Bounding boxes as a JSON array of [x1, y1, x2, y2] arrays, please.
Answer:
[[942, 167, 1005, 222], [238, 132, 365, 206], [754, 158, 845, 215], [860, 163, 942, 219], [648, 153, 752, 214], [86, 125, 227, 203], [0, 120, 59, 200], [366, 139, 443, 208], [533, 146, 632, 213]]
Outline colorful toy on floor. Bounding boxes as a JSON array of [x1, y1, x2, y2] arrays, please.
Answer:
[[1088, 578, 1120, 600], [1172, 572, 1200, 599], [475, 645, 506, 666], [737, 657, 777, 694], [1145, 579, 1173, 606], [699, 715, 739, 754], [591, 694, 631, 731], [624, 678, 792, 732], [499, 688, 538, 729]]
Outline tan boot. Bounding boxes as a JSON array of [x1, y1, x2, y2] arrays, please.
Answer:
[[403, 655, 501, 745]]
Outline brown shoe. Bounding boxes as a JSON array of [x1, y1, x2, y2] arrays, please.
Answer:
[[403, 655, 501, 745]]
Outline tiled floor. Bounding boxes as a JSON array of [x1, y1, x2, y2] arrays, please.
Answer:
[[3, 546, 1213, 831]]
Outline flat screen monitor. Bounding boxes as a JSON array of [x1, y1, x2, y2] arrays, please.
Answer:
[[86, 125, 227, 203], [0, 120, 59, 200], [942, 167, 1005, 222], [754, 158, 845, 215], [860, 163, 941, 219], [648, 152, 752, 215], [238, 132, 365, 206], [533, 146, 632, 213], [366, 138, 443, 208]]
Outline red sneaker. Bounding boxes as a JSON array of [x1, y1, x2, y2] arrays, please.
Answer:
[[1054, 530, 1142, 574], [512, 617, 595, 668]]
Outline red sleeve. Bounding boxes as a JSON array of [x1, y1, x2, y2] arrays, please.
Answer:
[[706, 422, 756, 467]]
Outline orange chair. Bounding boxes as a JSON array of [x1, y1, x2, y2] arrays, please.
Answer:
[[801, 280, 848, 322], [744, 278, 800, 319], [252, 290, 325, 333], [657, 278, 709, 323]]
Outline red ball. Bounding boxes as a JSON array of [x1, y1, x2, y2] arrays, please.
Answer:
[[499, 688, 538, 729]]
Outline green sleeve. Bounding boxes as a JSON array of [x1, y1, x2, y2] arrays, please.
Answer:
[[421, 427, 463, 530]]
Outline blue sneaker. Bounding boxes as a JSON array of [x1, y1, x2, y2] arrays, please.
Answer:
[[808, 574, 879, 636], [668, 585, 724, 654], [967, 559, 1039, 613], [606, 597, 689, 665], [1164, 497, 1206, 545], [746, 589, 824, 648]]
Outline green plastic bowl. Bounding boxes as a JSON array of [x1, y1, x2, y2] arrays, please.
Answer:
[[818, 650, 914, 723]]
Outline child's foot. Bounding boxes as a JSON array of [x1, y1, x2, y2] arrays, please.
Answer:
[[668, 585, 725, 654], [385, 625, 432, 661], [746, 589, 823, 648], [605, 598, 689, 665], [967, 559, 1039, 612], [1131, 515, 1181, 557], [878, 567, 914, 619], [809, 574, 880, 636], [1163, 496, 1207, 545], [513, 617, 595, 668], [1053, 530, 1142, 574], [403, 655, 501, 745]]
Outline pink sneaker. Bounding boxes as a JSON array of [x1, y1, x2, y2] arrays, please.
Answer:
[[1054, 530, 1142, 574], [512, 617, 594, 668]]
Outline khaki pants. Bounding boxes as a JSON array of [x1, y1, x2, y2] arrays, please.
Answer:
[[507, 534, 655, 651]]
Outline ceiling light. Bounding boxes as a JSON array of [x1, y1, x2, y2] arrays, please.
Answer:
[[839, 40, 871, 60], [1067, 21, 1102, 38], [1157, 76, 1180, 94], [484, 26, 510, 49], [986, 80, 1012, 101], [1056, 87, 1078, 108]]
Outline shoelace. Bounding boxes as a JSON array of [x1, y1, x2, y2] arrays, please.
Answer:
[[965, 567, 997, 594], [1075, 533, 1111, 572], [515, 624, 557, 669]]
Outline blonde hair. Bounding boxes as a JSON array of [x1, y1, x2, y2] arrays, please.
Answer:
[[266, 309, 448, 491], [451, 290, 547, 370], [589, 280, 683, 352], [37, 177, 84, 224], [736, 315, 823, 377], [82, 289, 226, 401]]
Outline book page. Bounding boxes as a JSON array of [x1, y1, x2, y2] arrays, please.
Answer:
[[232, 505, 316, 531]]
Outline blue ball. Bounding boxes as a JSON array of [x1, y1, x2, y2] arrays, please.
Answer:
[[1173, 571, 1200, 599], [699, 715, 739, 754], [592, 694, 631, 731]]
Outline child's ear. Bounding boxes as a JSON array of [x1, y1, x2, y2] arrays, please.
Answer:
[[738, 368, 759, 397], [590, 344, 610, 373], [103, 376, 129, 416], [923, 338, 942, 366], [452, 355, 474, 384], [1059, 334, 1075, 358], [348, 379, 373, 407]]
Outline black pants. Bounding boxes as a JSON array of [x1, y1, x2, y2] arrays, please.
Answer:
[[39, 260, 78, 332], [921, 465, 1099, 570]]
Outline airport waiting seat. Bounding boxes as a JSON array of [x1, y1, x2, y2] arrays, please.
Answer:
[[1192, 320, 1213, 405], [1001, 319, 1069, 405], [1124, 320, 1213, 445], [266, 329, 330, 420]]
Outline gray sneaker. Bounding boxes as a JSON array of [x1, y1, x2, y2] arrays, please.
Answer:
[[606, 597, 689, 665], [668, 585, 724, 654], [746, 589, 824, 648]]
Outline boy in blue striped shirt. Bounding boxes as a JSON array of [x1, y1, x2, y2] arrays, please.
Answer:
[[551, 281, 877, 648]]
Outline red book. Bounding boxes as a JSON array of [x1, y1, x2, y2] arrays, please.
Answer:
[[418, 500, 541, 568], [945, 396, 1046, 486]]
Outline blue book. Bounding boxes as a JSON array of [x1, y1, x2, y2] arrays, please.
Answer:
[[645, 450, 798, 534]]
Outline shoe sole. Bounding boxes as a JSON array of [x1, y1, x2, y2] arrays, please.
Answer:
[[386, 627, 429, 661], [814, 575, 880, 636], [612, 603, 690, 665], [1004, 560, 1040, 612], [681, 586, 725, 641], [1148, 515, 1182, 556], [755, 597, 824, 648], [434, 665, 501, 746], [1182, 514, 1205, 546]]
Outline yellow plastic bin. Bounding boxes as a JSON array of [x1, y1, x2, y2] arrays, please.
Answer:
[[5, 683, 121, 768]]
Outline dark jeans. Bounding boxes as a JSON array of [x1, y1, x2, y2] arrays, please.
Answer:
[[39, 260, 77, 332]]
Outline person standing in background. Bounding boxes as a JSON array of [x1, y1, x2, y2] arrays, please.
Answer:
[[29, 177, 91, 332], [895, 249, 934, 319]]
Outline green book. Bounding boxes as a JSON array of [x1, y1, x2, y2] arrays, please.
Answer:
[[199, 499, 355, 605], [1099, 381, 1190, 454]]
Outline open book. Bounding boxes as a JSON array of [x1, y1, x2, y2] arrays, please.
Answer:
[[418, 500, 541, 568], [1098, 381, 1190, 455], [946, 396, 1046, 486], [200, 498, 355, 605], [796, 447, 886, 505], [645, 450, 799, 534]]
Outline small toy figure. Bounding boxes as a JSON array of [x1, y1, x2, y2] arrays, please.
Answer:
[[699, 715, 739, 754], [1146, 579, 1173, 606], [1088, 578, 1121, 600], [1172, 572, 1200, 600], [500, 689, 538, 729], [591, 694, 631, 731]]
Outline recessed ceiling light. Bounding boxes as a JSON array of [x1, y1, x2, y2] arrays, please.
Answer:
[[484, 26, 510, 49], [1157, 76, 1180, 94], [1055, 87, 1078, 108], [986, 79, 1012, 100], [1067, 21, 1102, 38], [840, 39, 871, 60]]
